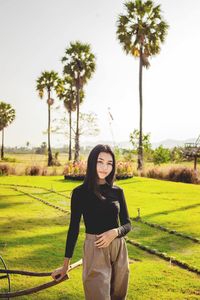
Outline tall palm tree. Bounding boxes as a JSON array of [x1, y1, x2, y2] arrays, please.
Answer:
[[36, 71, 61, 166], [0, 101, 15, 160], [61, 41, 96, 162], [116, 0, 168, 172], [56, 76, 84, 161]]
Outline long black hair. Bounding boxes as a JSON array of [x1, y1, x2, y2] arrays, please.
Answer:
[[83, 144, 116, 199]]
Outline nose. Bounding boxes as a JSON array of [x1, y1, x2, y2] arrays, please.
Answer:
[[102, 164, 109, 171]]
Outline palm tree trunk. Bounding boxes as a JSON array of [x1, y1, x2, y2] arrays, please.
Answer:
[[194, 155, 197, 173], [74, 76, 80, 162], [137, 48, 143, 173], [1, 128, 4, 160], [47, 89, 53, 166], [69, 110, 72, 161]]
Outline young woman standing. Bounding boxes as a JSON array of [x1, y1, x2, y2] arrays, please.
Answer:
[[51, 144, 132, 300]]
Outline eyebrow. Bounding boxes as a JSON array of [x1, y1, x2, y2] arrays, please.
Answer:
[[98, 157, 113, 163]]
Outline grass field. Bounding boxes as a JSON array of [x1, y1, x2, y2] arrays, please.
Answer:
[[0, 176, 200, 299]]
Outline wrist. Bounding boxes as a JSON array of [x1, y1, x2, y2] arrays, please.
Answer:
[[113, 228, 118, 238], [63, 257, 70, 267]]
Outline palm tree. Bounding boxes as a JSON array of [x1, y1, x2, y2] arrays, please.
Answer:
[[61, 41, 96, 162], [56, 76, 84, 161], [36, 71, 61, 166], [116, 0, 168, 172], [0, 101, 15, 160]]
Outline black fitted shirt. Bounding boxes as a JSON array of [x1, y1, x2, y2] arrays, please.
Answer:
[[64, 182, 132, 258]]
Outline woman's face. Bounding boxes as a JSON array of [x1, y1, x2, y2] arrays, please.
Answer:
[[96, 152, 113, 180]]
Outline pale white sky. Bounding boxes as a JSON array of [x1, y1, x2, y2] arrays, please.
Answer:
[[0, 0, 199, 147]]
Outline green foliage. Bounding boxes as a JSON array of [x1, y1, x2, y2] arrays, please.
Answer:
[[36, 71, 61, 99], [153, 145, 171, 165], [0, 101, 15, 130], [116, 0, 169, 68], [130, 129, 153, 161], [170, 146, 185, 162], [56, 75, 83, 113], [130, 129, 151, 151], [122, 149, 136, 162], [61, 41, 96, 86]]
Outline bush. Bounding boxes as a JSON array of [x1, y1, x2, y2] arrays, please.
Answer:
[[146, 167, 166, 180], [153, 145, 171, 165], [25, 165, 41, 176], [63, 160, 134, 180], [170, 147, 184, 162], [116, 161, 134, 177], [167, 167, 198, 184], [0, 164, 14, 176], [63, 161, 87, 177], [145, 166, 198, 184]]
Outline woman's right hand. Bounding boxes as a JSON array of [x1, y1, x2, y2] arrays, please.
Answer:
[[51, 265, 70, 282]]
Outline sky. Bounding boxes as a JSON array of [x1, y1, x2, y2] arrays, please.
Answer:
[[0, 0, 199, 148]]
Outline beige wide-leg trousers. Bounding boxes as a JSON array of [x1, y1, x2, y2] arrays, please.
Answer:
[[82, 233, 130, 300]]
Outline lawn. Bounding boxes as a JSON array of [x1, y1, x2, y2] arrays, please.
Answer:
[[0, 176, 199, 299]]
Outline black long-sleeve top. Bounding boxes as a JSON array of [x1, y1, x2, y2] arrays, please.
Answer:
[[64, 182, 132, 258]]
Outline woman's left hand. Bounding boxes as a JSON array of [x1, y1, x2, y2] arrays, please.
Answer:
[[94, 229, 118, 248]]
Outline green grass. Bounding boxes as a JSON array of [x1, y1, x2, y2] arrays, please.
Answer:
[[0, 176, 199, 299]]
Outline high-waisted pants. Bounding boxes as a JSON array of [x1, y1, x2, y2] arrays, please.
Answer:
[[82, 233, 130, 300]]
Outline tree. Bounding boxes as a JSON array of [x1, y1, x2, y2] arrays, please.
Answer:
[[51, 111, 99, 152], [170, 146, 184, 163], [78, 112, 99, 138], [0, 101, 15, 160], [117, 0, 169, 172], [153, 145, 170, 165], [56, 76, 84, 161], [36, 71, 62, 166], [130, 129, 151, 152], [61, 41, 96, 162]]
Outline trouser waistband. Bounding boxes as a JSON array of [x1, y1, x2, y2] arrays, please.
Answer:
[[85, 232, 122, 241], [85, 233, 100, 240]]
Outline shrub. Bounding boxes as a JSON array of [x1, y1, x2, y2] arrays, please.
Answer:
[[145, 166, 198, 184], [116, 161, 134, 177], [0, 164, 14, 176], [25, 165, 41, 176], [146, 167, 165, 180], [167, 167, 198, 184], [63, 160, 134, 180], [170, 147, 184, 162], [63, 161, 87, 179], [153, 145, 171, 165]]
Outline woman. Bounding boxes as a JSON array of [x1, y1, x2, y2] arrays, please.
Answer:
[[51, 144, 132, 300]]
